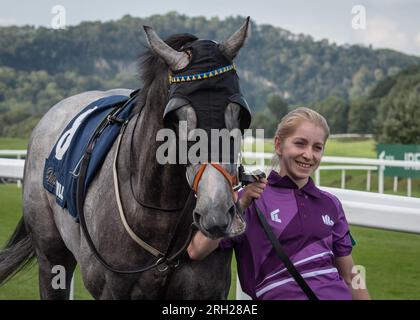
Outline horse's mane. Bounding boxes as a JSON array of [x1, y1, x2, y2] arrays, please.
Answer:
[[138, 33, 198, 89]]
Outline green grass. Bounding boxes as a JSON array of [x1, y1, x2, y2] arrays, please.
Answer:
[[1, 184, 420, 300], [1, 136, 419, 298], [0, 184, 92, 300], [324, 138, 376, 158], [0, 137, 28, 150], [248, 138, 376, 158]]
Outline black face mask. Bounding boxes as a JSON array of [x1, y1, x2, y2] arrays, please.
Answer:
[[163, 39, 252, 134]]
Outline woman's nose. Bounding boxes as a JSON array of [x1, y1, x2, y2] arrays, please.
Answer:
[[302, 148, 313, 160]]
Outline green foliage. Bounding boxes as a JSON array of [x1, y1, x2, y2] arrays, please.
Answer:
[[250, 94, 289, 138], [0, 13, 419, 138], [373, 65, 420, 143], [2, 183, 419, 299], [310, 96, 348, 133], [265, 94, 288, 119], [377, 87, 420, 143], [348, 98, 377, 134]]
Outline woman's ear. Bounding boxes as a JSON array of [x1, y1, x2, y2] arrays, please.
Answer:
[[274, 136, 282, 156]]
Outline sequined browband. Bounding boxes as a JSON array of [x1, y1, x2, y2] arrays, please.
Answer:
[[169, 64, 235, 84]]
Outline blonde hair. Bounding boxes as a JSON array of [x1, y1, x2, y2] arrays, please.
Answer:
[[272, 107, 330, 169], [275, 107, 330, 141]]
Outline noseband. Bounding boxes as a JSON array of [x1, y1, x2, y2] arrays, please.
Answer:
[[192, 163, 239, 195]]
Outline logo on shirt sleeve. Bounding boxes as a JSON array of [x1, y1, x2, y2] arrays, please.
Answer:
[[270, 209, 282, 223], [322, 214, 334, 226]]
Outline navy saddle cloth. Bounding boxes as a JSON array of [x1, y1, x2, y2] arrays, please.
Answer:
[[43, 93, 137, 220]]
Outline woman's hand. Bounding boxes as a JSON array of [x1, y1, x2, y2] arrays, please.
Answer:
[[239, 178, 268, 211], [187, 231, 221, 260]]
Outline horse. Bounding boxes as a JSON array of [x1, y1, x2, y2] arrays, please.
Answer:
[[0, 18, 252, 299]]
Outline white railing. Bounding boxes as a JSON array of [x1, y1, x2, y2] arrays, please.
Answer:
[[242, 152, 420, 196], [0, 158, 25, 178], [315, 165, 377, 191], [0, 158, 25, 187], [1, 154, 420, 300], [0, 150, 27, 159]]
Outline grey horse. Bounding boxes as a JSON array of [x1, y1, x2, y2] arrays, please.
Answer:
[[0, 18, 251, 299]]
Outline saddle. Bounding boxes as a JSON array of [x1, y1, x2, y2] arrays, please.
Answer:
[[43, 91, 138, 220]]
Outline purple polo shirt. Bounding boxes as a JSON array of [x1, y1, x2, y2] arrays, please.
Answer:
[[219, 170, 353, 300]]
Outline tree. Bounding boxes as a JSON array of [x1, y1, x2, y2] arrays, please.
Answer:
[[376, 86, 420, 144], [265, 94, 289, 120], [348, 99, 377, 134], [310, 96, 349, 133], [250, 94, 289, 138]]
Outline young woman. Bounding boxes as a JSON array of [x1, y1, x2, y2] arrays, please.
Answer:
[[187, 107, 370, 300]]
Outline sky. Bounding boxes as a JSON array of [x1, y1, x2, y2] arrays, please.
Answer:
[[0, 0, 419, 56]]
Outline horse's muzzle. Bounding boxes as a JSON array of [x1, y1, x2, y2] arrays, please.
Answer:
[[193, 204, 245, 240]]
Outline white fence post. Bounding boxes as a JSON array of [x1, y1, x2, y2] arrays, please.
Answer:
[[378, 165, 385, 194], [367, 170, 371, 191], [315, 169, 320, 186], [393, 176, 398, 193], [408, 178, 412, 197], [341, 169, 346, 189]]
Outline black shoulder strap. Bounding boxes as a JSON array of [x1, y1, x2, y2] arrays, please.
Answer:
[[255, 204, 319, 300]]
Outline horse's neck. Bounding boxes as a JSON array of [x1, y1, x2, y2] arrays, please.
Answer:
[[126, 86, 189, 209]]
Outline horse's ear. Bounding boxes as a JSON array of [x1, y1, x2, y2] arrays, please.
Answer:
[[143, 26, 190, 71], [219, 17, 251, 60]]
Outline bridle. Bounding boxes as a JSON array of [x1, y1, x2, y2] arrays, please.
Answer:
[[76, 95, 244, 276], [76, 53, 255, 276], [191, 163, 240, 195]]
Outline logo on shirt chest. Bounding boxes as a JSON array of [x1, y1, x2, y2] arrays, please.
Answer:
[[322, 214, 334, 226], [270, 209, 282, 223]]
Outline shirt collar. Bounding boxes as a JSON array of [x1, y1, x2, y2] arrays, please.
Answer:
[[267, 170, 321, 199]]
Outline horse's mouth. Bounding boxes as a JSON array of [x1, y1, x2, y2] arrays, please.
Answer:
[[193, 205, 246, 240], [226, 207, 246, 237]]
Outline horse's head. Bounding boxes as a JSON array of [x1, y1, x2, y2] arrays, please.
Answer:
[[144, 18, 251, 239]]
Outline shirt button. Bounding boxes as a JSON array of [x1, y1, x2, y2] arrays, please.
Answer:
[[304, 195, 308, 199]]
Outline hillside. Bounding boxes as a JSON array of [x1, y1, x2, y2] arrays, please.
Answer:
[[0, 12, 419, 137]]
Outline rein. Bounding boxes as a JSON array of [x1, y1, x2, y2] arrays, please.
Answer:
[[76, 92, 254, 275]]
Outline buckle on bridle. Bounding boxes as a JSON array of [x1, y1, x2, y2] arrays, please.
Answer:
[[157, 257, 169, 272]]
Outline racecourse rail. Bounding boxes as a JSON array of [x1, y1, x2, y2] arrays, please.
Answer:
[[1, 150, 420, 299], [1, 149, 420, 234]]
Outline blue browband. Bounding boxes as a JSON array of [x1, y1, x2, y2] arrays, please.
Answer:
[[169, 64, 235, 84]]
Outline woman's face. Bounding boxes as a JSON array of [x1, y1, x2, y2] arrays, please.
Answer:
[[275, 121, 326, 188]]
